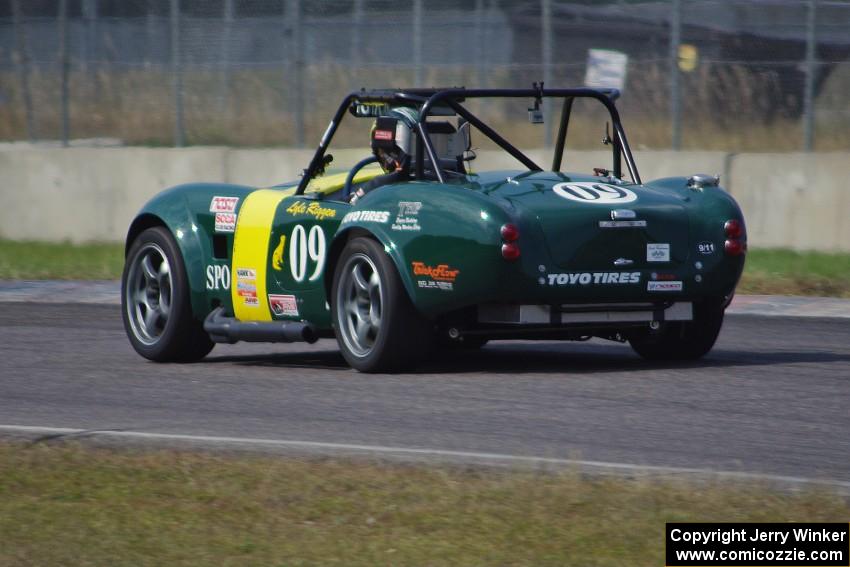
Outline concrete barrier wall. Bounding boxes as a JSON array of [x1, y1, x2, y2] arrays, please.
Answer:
[[0, 147, 847, 251]]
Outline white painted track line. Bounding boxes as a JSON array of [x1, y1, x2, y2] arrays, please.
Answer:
[[2, 424, 849, 493]]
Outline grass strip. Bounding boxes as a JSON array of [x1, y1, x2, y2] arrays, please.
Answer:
[[0, 240, 124, 280], [736, 249, 850, 298], [1, 240, 849, 297], [0, 442, 847, 567]]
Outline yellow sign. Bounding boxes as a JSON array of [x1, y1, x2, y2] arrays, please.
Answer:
[[678, 44, 698, 72]]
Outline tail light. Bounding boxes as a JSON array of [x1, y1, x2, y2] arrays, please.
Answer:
[[500, 223, 519, 242], [501, 243, 521, 260], [723, 219, 746, 256], [500, 223, 520, 260], [724, 239, 746, 256], [724, 219, 743, 239]]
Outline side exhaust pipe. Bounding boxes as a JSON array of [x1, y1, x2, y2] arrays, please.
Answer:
[[203, 307, 318, 344]]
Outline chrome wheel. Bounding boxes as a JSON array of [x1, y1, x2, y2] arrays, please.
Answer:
[[336, 253, 383, 358], [125, 243, 172, 346]]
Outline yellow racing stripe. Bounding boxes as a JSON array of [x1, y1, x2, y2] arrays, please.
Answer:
[[231, 189, 287, 321]]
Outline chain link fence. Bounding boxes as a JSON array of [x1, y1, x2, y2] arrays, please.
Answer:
[[1, 0, 848, 150]]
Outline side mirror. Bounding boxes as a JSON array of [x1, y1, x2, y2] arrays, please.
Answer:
[[452, 121, 472, 154]]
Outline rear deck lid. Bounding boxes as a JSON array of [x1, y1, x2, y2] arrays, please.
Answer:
[[484, 172, 690, 271]]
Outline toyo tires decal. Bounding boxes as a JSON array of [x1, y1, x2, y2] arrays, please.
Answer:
[[553, 182, 637, 204], [231, 189, 287, 322]]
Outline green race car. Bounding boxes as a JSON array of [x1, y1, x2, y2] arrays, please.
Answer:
[[122, 86, 746, 372]]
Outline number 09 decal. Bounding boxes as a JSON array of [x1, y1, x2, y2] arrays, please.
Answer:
[[290, 224, 326, 282]]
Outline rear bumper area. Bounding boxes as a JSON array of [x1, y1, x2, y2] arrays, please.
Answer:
[[478, 302, 693, 325]]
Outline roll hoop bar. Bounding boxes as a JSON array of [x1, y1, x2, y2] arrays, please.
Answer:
[[295, 87, 641, 196]]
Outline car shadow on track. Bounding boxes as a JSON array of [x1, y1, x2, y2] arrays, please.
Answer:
[[412, 345, 850, 375], [202, 341, 850, 376], [206, 349, 349, 371]]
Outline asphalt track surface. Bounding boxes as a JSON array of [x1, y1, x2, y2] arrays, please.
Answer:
[[2, 302, 850, 487]]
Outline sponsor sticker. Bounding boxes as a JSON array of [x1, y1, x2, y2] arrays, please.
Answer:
[[214, 212, 237, 233], [373, 130, 394, 140], [392, 201, 422, 231], [598, 220, 647, 228], [651, 272, 679, 281], [269, 294, 299, 317], [342, 210, 390, 224], [210, 196, 239, 213], [647, 280, 683, 292], [647, 243, 670, 262], [236, 267, 258, 306], [697, 241, 716, 255], [553, 182, 637, 204], [417, 280, 454, 291], [286, 200, 337, 220], [412, 261, 459, 282], [205, 265, 231, 290], [546, 272, 640, 286]]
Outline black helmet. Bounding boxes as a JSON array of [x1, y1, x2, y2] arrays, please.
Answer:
[[371, 107, 418, 172]]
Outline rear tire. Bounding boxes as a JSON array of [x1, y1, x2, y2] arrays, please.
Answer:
[[122, 226, 214, 362], [331, 237, 432, 372], [628, 299, 724, 361]]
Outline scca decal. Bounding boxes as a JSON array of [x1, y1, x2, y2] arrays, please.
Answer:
[[214, 212, 236, 233], [546, 272, 640, 286], [553, 182, 637, 204]]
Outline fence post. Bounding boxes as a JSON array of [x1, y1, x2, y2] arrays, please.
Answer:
[[542, 0, 553, 147], [218, 0, 234, 112], [11, 0, 35, 142], [474, 0, 485, 88], [287, 0, 305, 148], [58, 0, 70, 147], [83, 0, 98, 100], [803, 0, 817, 152], [146, 0, 158, 64], [413, 0, 423, 85], [669, 0, 681, 150], [170, 0, 185, 147], [351, 0, 363, 70]]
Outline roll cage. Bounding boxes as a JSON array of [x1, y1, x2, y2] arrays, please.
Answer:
[[294, 86, 641, 196]]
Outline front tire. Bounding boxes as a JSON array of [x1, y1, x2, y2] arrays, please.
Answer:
[[122, 226, 214, 362], [628, 299, 724, 361], [331, 237, 432, 372]]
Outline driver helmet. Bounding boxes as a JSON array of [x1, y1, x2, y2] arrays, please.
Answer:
[[371, 107, 418, 173]]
